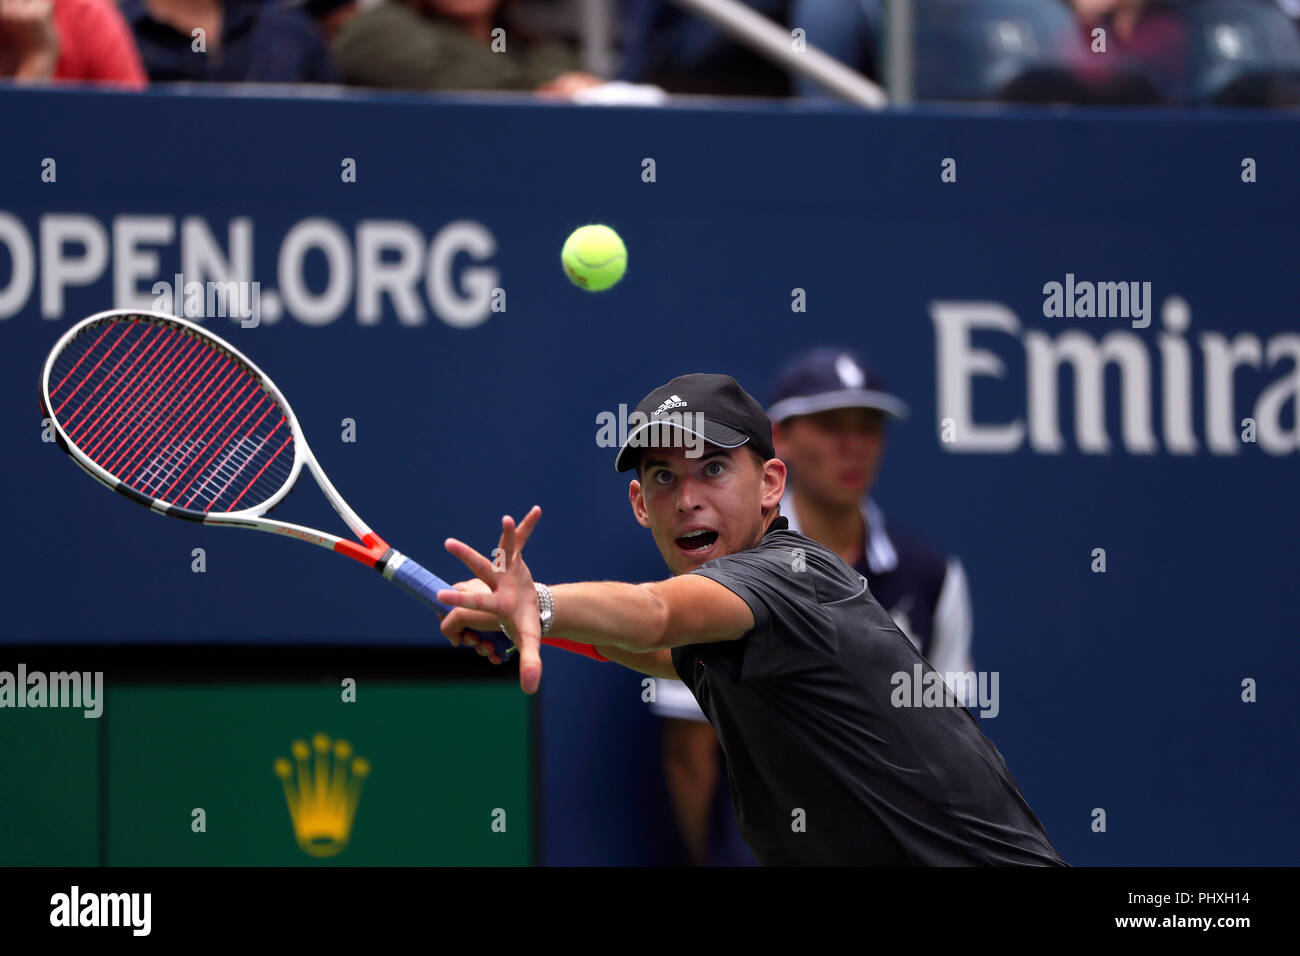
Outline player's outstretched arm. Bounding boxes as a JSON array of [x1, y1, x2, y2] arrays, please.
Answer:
[[442, 573, 753, 668], [438, 509, 754, 690], [442, 596, 678, 680], [591, 646, 678, 680], [545, 574, 754, 653]]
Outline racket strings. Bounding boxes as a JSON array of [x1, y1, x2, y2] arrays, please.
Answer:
[[108, 354, 251, 483], [56, 328, 238, 478], [62, 326, 202, 454], [82, 354, 213, 468], [48, 316, 296, 513]]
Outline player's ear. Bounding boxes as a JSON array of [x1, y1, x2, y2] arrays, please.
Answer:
[[629, 479, 652, 529], [760, 457, 786, 512]]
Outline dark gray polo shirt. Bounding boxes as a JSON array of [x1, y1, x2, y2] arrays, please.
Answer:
[[674, 516, 1066, 866]]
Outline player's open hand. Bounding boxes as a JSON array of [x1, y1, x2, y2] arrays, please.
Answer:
[[438, 506, 543, 695]]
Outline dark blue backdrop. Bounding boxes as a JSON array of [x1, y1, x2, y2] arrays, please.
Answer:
[[1, 86, 1296, 866]]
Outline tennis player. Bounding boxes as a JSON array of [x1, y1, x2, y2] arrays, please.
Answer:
[[650, 348, 978, 865], [437, 373, 1065, 865]]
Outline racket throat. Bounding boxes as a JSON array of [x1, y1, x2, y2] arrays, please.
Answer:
[[334, 532, 392, 570]]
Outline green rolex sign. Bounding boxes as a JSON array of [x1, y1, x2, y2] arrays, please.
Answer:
[[1, 682, 533, 866]]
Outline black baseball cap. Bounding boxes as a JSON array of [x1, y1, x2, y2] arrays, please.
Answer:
[[766, 347, 908, 423], [613, 373, 776, 473]]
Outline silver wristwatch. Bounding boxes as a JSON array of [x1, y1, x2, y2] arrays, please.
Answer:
[[499, 583, 554, 639], [534, 583, 555, 637]]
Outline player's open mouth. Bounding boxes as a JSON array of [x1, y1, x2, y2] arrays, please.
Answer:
[[675, 528, 719, 554]]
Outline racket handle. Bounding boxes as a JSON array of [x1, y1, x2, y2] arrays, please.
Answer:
[[383, 552, 514, 659]]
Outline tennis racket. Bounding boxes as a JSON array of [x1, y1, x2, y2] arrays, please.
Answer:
[[38, 308, 511, 658]]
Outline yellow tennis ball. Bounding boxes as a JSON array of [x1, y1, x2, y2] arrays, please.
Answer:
[[561, 224, 627, 292]]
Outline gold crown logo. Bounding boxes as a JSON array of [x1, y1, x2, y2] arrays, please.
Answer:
[[273, 733, 370, 858]]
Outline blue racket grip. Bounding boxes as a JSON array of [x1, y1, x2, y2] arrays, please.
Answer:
[[383, 551, 514, 659]]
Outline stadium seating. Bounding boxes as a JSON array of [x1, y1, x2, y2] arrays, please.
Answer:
[[1183, 0, 1300, 105]]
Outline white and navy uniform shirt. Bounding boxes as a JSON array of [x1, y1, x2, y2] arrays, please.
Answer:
[[651, 495, 975, 720], [674, 516, 1064, 865]]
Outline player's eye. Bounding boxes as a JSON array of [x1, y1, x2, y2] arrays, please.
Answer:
[[705, 460, 725, 476], [652, 469, 674, 484]]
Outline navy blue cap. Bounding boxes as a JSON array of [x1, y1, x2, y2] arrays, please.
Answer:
[[766, 348, 908, 424]]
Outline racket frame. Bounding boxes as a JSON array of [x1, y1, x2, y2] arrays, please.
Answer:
[[40, 309, 508, 654], [40, 310, 385, 552]]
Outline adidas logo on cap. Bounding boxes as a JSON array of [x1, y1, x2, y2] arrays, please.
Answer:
[[653, 394, 688, 416]]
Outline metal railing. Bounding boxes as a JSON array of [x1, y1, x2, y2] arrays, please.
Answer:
[[570, 0, 894, 107], [669, 0, 890, 107]]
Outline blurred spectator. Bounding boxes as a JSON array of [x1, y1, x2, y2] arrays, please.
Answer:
[[286, 0, 359, 43], [786, 0, 882, 97], [333, 0, 602, 95], [616, 0, 792, 96], [1, 0, 147, 87], [121, 0, 339, 83], [1069, 0, 1188, 101]]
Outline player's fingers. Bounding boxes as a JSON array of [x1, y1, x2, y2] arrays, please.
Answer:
[[455, 629, 484, 649], [440, 605, 498, 639], [519, 654, 542, 694], [444, 537, 499, 584], [445, 586, 497, 621], [499, 514, 517, 560], [436, 586, 501, 617], [457, 611, 503, 632], [453, 578, 492, 595], [514, 505, 542, 552], [435, 610, 461, 647], [435, 610, 459, 646], [440, 623, 492, 651], [438, 614, 477, 649], [514, 626, 542, 695]]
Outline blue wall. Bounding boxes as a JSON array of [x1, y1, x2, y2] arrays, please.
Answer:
[[1, 87, 1297, 865]]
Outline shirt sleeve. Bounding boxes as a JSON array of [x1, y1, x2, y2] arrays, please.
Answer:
[[688, 540, 837, 658]]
